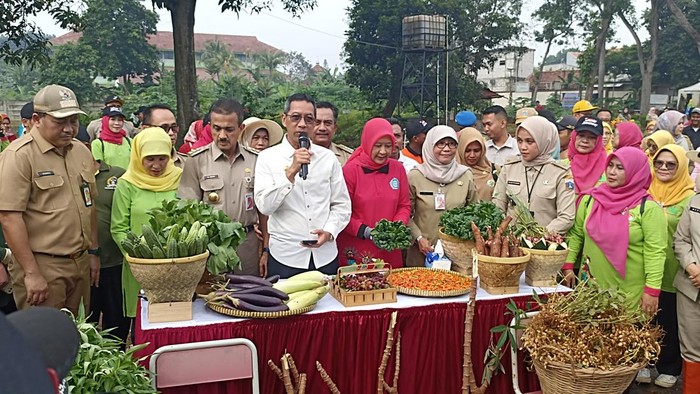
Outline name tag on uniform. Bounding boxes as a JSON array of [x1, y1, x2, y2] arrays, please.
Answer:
[[507, 180, 521, 186], [203, 174, 219, 180], [37, 170, 54, 177], [690, 207, 700, 214], [419, 191, 434, 196], [245, 192, 254, 211]]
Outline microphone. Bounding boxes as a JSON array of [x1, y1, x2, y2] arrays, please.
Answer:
[[299, 132, 310, 180]]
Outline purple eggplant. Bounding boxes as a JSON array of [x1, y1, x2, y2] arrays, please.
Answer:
[[225, 282, 260, 290], [266, 274, 280, 284], [225, 273, 273, 287], [225, 297, 289, 312], [234, 286, 289, 300], [226, 293, 283, 307]]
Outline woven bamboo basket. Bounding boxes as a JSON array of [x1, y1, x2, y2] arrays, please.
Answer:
[[207, 302, 316, 319], [126, 251, 209, 304], [522, 248, 569, 287], [477, 250, 530, 295], [438, 228, 476, 275], [533, 353, 644, 394]]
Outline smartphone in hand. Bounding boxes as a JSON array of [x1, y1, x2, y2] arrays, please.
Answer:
[[301, 239, 318, 246]]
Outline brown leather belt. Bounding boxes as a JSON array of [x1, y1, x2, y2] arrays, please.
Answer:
[[36, 250, 87, 260]]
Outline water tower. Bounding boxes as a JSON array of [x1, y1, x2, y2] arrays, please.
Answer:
[[397, 15, 448, 121]]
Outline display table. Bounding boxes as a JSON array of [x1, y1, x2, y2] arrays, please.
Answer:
[[135, 275, 568, 393]]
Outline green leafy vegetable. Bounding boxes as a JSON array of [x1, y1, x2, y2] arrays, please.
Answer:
[[146, 199, 246, 275], [370, 219, 412, 251], [438, 201, 504, 240]]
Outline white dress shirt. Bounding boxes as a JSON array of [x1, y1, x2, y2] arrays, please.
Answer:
[[486, 135, 520, 166], [254, 136, 352, 269]]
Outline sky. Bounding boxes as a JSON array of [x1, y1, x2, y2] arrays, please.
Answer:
[[34, 0, 651, 70]]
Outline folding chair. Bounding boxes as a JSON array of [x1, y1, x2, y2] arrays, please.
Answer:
[[149, 338, 259, 393], [510, 311, 542, 394]]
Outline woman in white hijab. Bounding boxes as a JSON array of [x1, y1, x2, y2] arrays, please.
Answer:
[[406, 125, 478, 267], [492, 116, 576, 234]]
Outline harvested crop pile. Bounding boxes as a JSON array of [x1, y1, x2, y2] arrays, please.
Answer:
[[522, 281, 661, 369], [388, 269, 471, 292]]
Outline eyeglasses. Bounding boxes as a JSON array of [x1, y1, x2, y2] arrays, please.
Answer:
[[145, 123, 179, 132], [285, 113, 315, 125], [653, 160, 678, 170], [435, 140, 458, 149]]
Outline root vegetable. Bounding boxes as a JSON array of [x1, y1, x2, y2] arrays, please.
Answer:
[[471, 222, 486, 254], [497, 216, 513, 235], [508, 234, 520, 257], [491, 230, 502, 257], [486, 226, 493, 241], [500, 236, 509, 258]]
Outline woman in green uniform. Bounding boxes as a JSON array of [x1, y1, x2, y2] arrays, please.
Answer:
[[563, 147, 666, 316], [110, 127, 182, 319]]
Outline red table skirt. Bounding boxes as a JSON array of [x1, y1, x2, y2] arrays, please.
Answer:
[[135, 297, 541, 393]]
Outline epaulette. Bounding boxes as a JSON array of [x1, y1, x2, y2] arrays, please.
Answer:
[[336, 144, 354, 154], [549, 160, 570, 171], [502, 157, 522, 166], [188, 145, 210, 157], [242, 145, 260, 155], [5, 134, 33, 152]]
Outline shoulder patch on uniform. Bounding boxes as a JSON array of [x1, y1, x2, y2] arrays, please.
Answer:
[[503, 157, 522, 166], [549, 160, 570, 171], [336, 144, 354, 154], [242, 145, 259, 155], [188, 145, 210, 157], [6, 135, 33, 152]]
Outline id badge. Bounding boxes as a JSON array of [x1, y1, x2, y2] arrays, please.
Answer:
[[434, 191, 446, 211], [81, 181, 93, 207], [245, 192, 254, 211]]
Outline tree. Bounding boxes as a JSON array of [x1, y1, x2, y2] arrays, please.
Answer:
[[581, 1, 619, 100], [344, 0, 524, 118], [80, 0, 159, 92], [542, 48, 578, 66], [617, 0, 660, 114], [0, 0, 81, 67], [282, 51, 312, 82], [656, 0, 700, 90], [665, 0, 700, 56], [530, 0, 577, 101], [201, 40, 244, 80], [151, 0, 316, 147], [254, 50, 286, 80], [38, 43, 101, 103]]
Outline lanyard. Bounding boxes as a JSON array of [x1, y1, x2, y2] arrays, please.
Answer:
[[524, 165, 544, 204]]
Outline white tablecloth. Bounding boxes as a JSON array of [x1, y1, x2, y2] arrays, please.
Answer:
[[140, 273, 569, 330]]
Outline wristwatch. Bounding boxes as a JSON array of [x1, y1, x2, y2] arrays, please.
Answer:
[[88, 248, 101, 256], [262, 247, 270, 254]]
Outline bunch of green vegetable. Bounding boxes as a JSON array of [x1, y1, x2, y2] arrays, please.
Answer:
[[64, 305, 155, 394], [146, 199, 246, 275], [438, 201, 504, 240], [121, 222, 208, 259], [508, 193, 567, 250], [370, 219, 412, 251]]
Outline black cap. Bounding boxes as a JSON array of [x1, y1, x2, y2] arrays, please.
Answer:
[[0, 307, 81, 393], [133, 106, 147, 115], [558, 116, 577, 131], [575, 115, 603, 136], [406, 118, 431, 138], [103, 95, 124, 106], [20, 102, 33, 120], [102, 106, 125, 118]]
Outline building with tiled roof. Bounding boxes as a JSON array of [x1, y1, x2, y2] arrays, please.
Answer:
[[50, 31, 284, 80]]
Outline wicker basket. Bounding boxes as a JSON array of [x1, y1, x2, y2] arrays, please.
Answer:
[[477, 250, 530, 295], [533, 356, 644, 394], [523, 248, 569, 287], [126, 251, 209, 303], [438, 228, 476, 275]]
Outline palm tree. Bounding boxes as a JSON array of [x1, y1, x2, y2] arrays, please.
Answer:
[[254, 51, 285, 81], [201, 40, 244, 81]]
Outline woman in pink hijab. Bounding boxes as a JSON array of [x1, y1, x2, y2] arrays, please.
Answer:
[[613, 122, 644, 150], [568, 116, 607, 200], [563, 147, 667, 315]]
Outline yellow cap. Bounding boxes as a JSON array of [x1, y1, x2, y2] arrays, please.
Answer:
[[572, 100, 598, 114]]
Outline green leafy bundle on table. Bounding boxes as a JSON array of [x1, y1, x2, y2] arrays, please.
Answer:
[[65, 305, 155, 394], [438, 201, 504, 240], [370, 219, 412, 251], [125, 199, 246, 275], [508, 193, 567, 250]]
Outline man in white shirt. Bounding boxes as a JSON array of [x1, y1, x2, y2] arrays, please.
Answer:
[[387, 117, 419, 172], [483, 105, 519, 165], [254, 93, 351, 278]]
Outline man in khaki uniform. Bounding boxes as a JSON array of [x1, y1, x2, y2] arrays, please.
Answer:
[[140, 104, 188, 169], [492, 157, 576, 234], [0, 85, 100, 315], [312, 101, 353, 166], [87, 95, 137, 140], [178, 98, 263, 276]]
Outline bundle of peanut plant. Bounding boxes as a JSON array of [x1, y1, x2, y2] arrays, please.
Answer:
[[521, 280, 661, 370]]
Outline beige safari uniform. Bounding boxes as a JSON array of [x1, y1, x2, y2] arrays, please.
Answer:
[[87, 118, 137, 141], [329, 142, 353, 166], [406, 169, 478, 267], [0, 131, 97, 314], [173, 151, 188, 170], [177, 143, 260, 275], [492, 158, 575, 234], [673, 194, 700, 360]]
